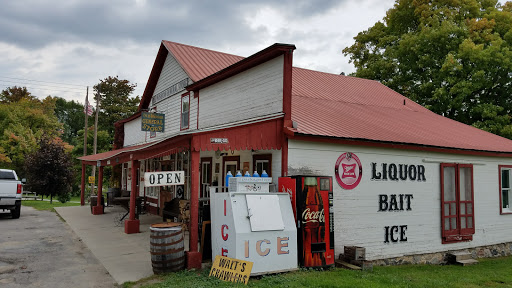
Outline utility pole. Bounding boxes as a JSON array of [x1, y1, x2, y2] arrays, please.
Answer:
[[83, 86, 89, 156], [91, 86, 100, 195]]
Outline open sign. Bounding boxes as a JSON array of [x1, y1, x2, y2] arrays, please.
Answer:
[[144, 171, 184, 187]]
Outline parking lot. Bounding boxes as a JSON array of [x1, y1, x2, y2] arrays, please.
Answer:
[[0, 206, 117, 288]]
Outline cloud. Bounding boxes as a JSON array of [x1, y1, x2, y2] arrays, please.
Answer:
[[0, 0, 344, 49], [0, 40, 155, 102], [0, 0, 394, 103]]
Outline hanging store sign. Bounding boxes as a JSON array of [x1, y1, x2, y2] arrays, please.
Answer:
[[144, 171, 184, 187], [151, 78, 189, 105], [211, 138, 229, 144], [141, 112, 165, 132]]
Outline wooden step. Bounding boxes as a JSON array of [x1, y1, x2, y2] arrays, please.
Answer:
[[335, 260, 361, 270], [457, 259, 479, 266], [447, 251, 474, 264], [451, 251, 472, 261]]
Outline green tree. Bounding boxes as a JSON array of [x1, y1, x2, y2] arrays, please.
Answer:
[[24, 136, 74, 203], [93, 76, 139, 136], [54, 97, 86, 145], [70, 127, 113, 195], [343, 0, 512, 138], [1, 86, 38, 103], [0, 95, 62, 174]]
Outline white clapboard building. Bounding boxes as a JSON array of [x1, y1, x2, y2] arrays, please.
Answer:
[[80, 40, 512, 268]]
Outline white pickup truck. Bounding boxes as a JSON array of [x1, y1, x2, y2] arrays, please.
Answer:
[[0, 169, 25, 219]]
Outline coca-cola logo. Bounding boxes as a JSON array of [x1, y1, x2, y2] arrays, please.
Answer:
[[302, 208, 325, 223], [335, 152, 362, 190]]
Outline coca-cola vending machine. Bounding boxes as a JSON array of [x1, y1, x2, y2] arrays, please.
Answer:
[[278, 175, 335, 268]]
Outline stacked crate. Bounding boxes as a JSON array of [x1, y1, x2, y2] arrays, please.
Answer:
[[336, 246, 372, 271]]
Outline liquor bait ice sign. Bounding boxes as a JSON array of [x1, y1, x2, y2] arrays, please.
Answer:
[[141, 112, 165, 132]]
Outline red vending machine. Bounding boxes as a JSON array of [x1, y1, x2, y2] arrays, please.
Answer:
[[279, 175, 335, 268]]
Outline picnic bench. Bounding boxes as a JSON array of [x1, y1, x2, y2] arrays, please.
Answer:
[[112, 190, 145, 220], [22, 191, 39, 200], [90, 189, 145, 221]]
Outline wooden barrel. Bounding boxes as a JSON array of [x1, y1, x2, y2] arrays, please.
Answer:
[[150, 222, 185, 274]]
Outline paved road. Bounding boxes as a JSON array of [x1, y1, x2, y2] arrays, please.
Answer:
[[0, 206, 117, 288]]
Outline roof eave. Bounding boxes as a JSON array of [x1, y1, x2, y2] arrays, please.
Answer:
[[114, 110, 142, 127], [292, 133, 512, 158], [138, 43, 169, 111]]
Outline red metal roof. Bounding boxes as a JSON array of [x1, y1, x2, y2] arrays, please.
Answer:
[[162, 41, 244, 82], [291, 67, 512, 153], [138, 41, 244, 110]]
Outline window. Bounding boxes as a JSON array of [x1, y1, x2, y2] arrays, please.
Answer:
[[0, 171, 16, 180], [253, 154, 272, 177], [440, 163, 475, 243], [499, 165, 512, 214], [222, 156, 240, 186], [181, 93, 190, 130]]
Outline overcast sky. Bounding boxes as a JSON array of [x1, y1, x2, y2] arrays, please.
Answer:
[[0, 0, 399, 103]]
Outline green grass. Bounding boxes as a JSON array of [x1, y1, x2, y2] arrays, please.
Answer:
[[123, 256, 512, 288], [22, 199, 80, 211]]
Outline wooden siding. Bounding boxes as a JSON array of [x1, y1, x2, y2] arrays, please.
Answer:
[[198, 56, 284, 129], [124, 52, 194, 146], [152, 52, 189, 106], [288, 139, 512, 261], [123, 117, 147, 146]]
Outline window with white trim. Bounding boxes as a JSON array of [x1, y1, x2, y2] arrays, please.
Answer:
[[440, 163, 475, 243], [499, 165, 512, 214], [181, 93, 190, 130], [252, 154, 272, 177]]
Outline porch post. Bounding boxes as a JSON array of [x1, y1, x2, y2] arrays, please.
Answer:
[[187, 149, 202, 269], [125, 160, 140, 234], [80, 163, 86, 206], [282, 137, 288, 176], [92, 166, 104, 215]]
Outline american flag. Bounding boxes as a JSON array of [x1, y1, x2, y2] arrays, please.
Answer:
[[84, 101, 93, 116]]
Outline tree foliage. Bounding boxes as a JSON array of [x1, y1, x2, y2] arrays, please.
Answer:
[[24, 136, 74, 203], [0, 86, 38, 103], [343, 0, 512, 138], [54, 97, 86, 145], [70, 127, 114, 194], [0, 94, 62, 174], [93, 76, 139, 135]]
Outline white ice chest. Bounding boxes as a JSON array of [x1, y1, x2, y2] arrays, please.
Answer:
[[211, 177, 298, 275]]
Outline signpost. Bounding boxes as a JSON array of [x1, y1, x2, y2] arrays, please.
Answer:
[[88, 176, 95, 184]]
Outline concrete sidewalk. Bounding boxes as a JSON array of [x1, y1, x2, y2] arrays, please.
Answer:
[[55, 205, 189, 285]]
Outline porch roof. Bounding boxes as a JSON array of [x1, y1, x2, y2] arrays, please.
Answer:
[[79, 118, 283, 166], [78, 142, 154, 165], [78, 136, 191, 166]]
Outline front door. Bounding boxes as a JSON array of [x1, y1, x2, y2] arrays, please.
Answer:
[[200, 157, 212, 198], [222, 156, 240, 186]]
